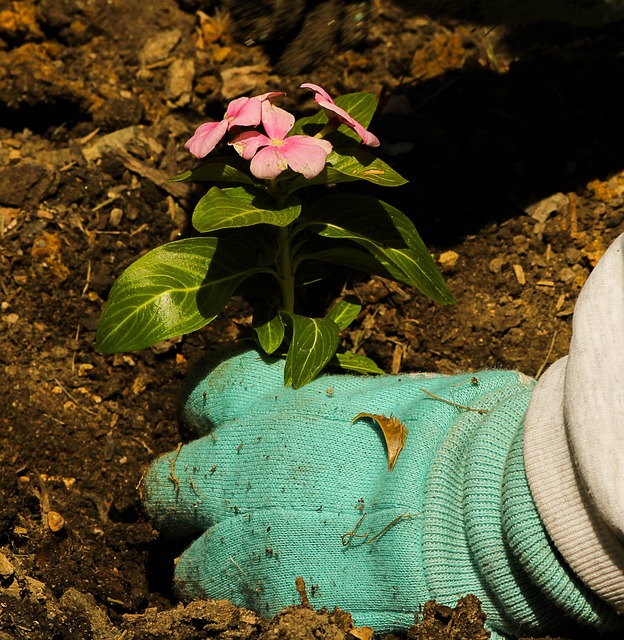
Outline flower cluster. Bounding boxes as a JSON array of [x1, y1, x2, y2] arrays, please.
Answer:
[[185, 83, 380, 180]]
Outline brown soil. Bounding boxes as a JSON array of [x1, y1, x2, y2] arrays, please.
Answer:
[[2, 1, 624, 638]]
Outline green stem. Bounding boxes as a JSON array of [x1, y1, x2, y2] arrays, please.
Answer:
[[268, 178, 287, 208], [315, 122, 337, 138], [277, 226, 295, 314]]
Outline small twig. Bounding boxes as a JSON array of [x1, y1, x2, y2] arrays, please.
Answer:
[[535, 330, 558, 380], [144, 55, 177, 70], [168, 442, 182, 492], [32, 469, 51, 514], [341, 512, 421, 547], [366, 513, 420, 545], [91, 196, 119, 213], [568, 192, 578, 237], [419, 388, 488, 414], [78, 127, 101, 145], [483, 26, 503, 74], [229, 556, 247, 575], [136, 468, 147, 496], [341, 512, 369, 546], [71, 324, 81, 373], [130, 223, 149, 236], [81, 260, 91, 297], [43, 412, 66, 426], [54, 378, 98, 416], [295, 576, 311, 607], [189, 476, 201, 496]]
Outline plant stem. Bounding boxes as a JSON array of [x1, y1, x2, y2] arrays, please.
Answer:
[[277, 226, 295, 314]]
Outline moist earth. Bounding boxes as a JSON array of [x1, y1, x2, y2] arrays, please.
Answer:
[[1, 0, 624, 638]]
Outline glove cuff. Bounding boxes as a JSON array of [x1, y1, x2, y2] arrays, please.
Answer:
[[425, 377, 624, 637], [424, 381, 544, 636]]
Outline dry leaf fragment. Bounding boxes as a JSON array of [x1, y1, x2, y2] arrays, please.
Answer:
[[351, 413, 408, 471], [349, 626, 375, 640]]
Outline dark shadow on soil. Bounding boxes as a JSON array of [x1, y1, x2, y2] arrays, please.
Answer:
[[371, 21, 624, 244]]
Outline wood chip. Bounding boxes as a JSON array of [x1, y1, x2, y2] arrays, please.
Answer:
[[391, 343, 403, 374], [513, 264, 526, 285]]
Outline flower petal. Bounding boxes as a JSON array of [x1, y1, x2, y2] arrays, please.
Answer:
[[301, 83, 380, 147], [249, 146, 290, 180], [300, 83, 333, 103], [280, 135, 332, 179], [226, 96, 262, 127], [348, 121, 380, 147], [257, 91, 286, 102], [261, 102, 295, 141], [185, 119, 229, 158], [230, 130, 271, 160]]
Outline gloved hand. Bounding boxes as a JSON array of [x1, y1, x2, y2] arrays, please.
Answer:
[[143, 348, 623, 638]]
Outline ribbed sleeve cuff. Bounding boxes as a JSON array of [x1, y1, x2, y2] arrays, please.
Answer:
[[524, 357, 624, 615], [504, 419, 621, 632]]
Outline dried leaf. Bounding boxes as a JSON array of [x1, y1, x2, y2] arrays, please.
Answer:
[[351, 412, 408, 471], [348, 626, 375, 640]]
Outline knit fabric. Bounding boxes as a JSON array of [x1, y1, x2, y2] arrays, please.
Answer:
[[524, 233, 624, 614], [143, 349, 624, 635]]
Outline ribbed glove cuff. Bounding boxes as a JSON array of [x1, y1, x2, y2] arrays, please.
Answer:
[[424, 379, 623, 637]]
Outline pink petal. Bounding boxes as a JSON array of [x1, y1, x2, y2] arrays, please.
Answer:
[[226, 97, 262, 128], [249, 146, 290, 180], [300, 83, 333, 103], [256, 91, 285, 102], [261, 102, 294, 141], [230, 130, 271, 160], [280, 136, 332, 179], [301, 82, 380, 147], [185, 119, 229, 158], [350, 122, 380, 147]]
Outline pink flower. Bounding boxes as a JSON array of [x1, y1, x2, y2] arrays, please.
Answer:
[[185, 92, 284, 158], [231, 101, 333, 180], [301, 82, 380, 147]]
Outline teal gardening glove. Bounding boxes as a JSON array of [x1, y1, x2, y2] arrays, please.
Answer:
[[143, 350, 623, 638]]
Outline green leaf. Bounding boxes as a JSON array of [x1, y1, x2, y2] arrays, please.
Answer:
[[193, 185, 301, 233], [302, 194, 454, 304], [283, 149, 406, 193], [285, 166, 361, 194], [326, 147, 407, 187], [170, 158, 256, 185], [330, 350, 386, 375], [325, 295, 361, 330], [252, 298, 285, 354], [282, 314, 340, 388], [334, 92, 378, 129], [96, 236, 264, 353], [301, 245, 395, 280]]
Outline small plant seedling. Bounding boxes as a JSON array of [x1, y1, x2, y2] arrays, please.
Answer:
[[96, 83, 454, 387]]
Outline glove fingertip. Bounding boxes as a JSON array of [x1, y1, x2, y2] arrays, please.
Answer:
[[180, 348, 285, 434], [142, 445, 212, 538]]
